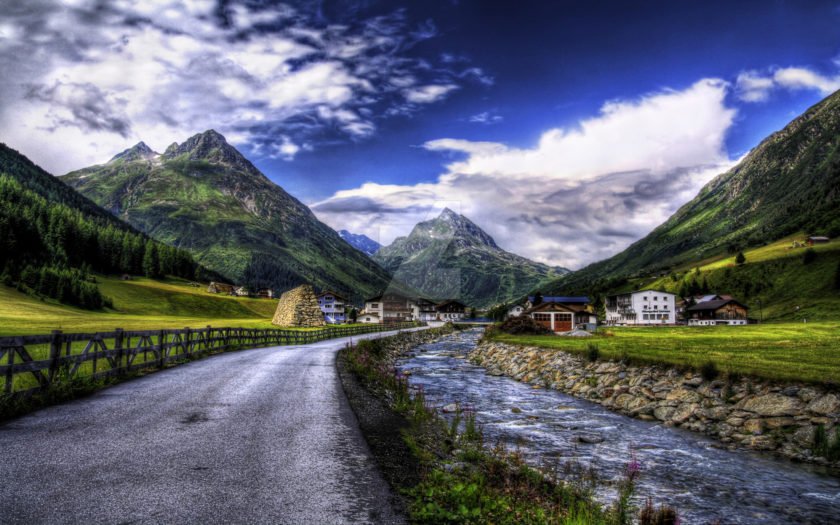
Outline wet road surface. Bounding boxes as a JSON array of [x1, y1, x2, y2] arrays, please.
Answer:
[[0, 330, 419, 524]]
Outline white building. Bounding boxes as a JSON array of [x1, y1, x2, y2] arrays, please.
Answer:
[[605, 290, 676, 325], [412, 298, 438, 322], [506, 305, 525, 318], [317, 291, 347, 324], [359, 313, 380, 324]]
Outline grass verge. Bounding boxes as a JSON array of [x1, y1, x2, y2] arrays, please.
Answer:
[[338, 328, 678, 524]]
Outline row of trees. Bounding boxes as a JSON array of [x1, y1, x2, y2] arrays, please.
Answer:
[[0, 175, 202, 309]]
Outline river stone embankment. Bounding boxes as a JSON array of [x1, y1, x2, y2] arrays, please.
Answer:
[[470, 340, 840, 467]]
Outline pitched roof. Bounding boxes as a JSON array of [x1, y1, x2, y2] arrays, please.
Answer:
[[525, 302, 589, 314], [317, 290, 348, 301], [436, 299, 467, 309], [686, 299, 748, 312], [527, 296, 590, 304]]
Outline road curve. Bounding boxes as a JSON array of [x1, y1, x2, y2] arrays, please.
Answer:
[[0, 329, 421, 524]]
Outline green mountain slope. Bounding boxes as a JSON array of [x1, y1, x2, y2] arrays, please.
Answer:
[[0, 143, 203, 309], [373, 208, 568, 308], [547, 89, 840, 295], [62, 130, 392, 302]]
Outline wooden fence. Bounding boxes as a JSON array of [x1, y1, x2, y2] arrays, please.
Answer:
[[0, 322, 419, 397]]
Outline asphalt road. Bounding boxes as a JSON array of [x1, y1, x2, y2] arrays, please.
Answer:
[[0, 329, 419, 524]]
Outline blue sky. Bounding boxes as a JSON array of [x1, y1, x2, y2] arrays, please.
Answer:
[[1, 1, 839, 268]]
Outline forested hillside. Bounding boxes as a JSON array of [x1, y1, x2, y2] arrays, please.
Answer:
[[0, 144, 206, 309]]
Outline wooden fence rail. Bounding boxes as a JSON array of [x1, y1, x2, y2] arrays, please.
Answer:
[[0, 322, 419, 398]]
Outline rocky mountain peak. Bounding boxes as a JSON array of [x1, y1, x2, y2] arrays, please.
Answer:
[[108, 141, 157, 163], [420, 208, 498, 248], [162, 130, 256, 173]]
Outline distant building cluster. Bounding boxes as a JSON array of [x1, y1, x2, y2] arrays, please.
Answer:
[[361, 293, 467, 324]]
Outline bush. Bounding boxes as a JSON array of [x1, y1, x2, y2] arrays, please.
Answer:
[[802, 248, 817, 265], [735, 251, 746, 265], [586, 343, 600, 362], [639, 497, 679, 525], [700, 360, 719, 381], [498, 315, 550, 335]]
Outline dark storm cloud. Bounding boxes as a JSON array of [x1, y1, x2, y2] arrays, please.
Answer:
[[26, 82, 132, 137]]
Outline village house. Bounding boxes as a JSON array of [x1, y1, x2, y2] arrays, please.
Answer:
[[256, 288, 274, 299], [317, 291, 347, 324], [807, 236, 830, 246], [605, 290, 676, 325], [412, 297, 439, 322], [207, 281, 235, 295], [364, 292, 415, 323], [525, 298, 597, 332], [686, 298, 749, 326], [359, 312, 381, 324], [233, 286, 249, 297], [436, 299, 467, 321], [506, 304, 525, 318]]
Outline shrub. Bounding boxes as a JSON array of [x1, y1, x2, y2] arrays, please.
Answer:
[[735, 251, 746, 265], [700, 360, 719, 381], [586, 343, 600, 362], [802, 248, 817, 265], [498, 315, 550, 335], [639, 497, 679, 525]]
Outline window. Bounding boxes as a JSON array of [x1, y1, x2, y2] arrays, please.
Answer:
[[643, 296, 648, 301], [643, 314, 649, 320], [371, 303, 379, 308], [654, 296, 658, 301]]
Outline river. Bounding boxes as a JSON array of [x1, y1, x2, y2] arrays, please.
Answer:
[[394, 328, 840, 524]]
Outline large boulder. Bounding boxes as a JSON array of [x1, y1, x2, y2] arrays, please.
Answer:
[[271, 284, 326, 327]]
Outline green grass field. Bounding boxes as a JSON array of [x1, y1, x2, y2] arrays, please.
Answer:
[[489, 322, 840, 385], [0, 276, 280, 336], [627, 234, 840, 322]]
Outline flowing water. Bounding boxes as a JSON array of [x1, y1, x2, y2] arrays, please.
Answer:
[[395, 329, 840, 524]]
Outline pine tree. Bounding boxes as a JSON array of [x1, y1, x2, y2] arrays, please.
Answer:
[[142, 241, 159, 277]]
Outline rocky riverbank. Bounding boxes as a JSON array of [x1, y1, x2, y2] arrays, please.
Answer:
[[471, 340, 840, 467]]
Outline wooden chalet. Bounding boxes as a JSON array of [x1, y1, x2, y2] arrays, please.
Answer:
[[526, 301, 596, 332], [686, 299, 749, 326], [436, 299, 467, 321]]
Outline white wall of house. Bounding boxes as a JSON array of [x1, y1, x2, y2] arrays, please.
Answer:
[[605, 291, 676, 325], [507, 305, 524, 318], [359, 314, 380, 324], [318, 294, 346, 324], [364, 301, 383, 318]]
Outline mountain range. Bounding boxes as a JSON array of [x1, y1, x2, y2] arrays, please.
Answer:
[[338, 230, 381, 256], [373, 208, 568, 308], [62, 130, 391, 302]]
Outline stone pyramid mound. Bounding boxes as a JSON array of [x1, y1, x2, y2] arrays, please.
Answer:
[[272, 284, 326, 327]]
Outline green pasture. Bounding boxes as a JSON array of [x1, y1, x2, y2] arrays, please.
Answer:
[[489, 322, 840, 385]]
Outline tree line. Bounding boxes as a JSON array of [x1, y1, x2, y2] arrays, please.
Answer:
[[0, 175, 203, 309]]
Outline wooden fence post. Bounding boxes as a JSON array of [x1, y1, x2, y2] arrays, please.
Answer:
[[158, 330, 166, 368], [48, 330, 63, 384], [114, 328, 124, 376]]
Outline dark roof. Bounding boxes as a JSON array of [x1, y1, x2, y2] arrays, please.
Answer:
[[317, 290, 348, 301], [525, 302, 590, 315], [686, 299, 748, 312], [436, 299, 467, 309], [527, 296, 590, 304]]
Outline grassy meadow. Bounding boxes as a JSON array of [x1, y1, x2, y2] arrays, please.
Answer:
[[0, 276, 279, 336], [489, 322, 840, 385], [626, 234, 840, 322]]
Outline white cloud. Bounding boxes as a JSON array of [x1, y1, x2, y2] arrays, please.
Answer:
[[0, 1, 469, 172], [313, 79, 737, 269], [468, 111, 503, 124], [403, 84, 459, 103], [736, 66, 840, 102]]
